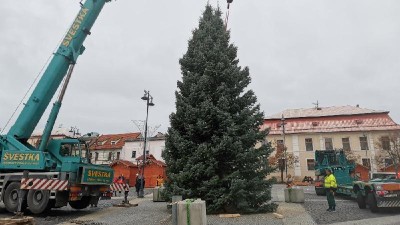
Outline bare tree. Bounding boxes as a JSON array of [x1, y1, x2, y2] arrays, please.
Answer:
[[375, 131, 400, 177], [343, 147, 361, 164], [268, 141, 297, 183]]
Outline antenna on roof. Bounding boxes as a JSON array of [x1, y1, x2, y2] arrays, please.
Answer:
[[313, 100, 321, 110]]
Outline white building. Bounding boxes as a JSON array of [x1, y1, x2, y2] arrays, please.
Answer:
[[121, 132, 166, 163], [28, 127, 82, 148], [89, 132, 140, 165]]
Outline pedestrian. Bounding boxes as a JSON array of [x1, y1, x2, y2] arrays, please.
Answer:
[[135, 174, 141, 197], [324, 168, 337, 212], [156, 175, 164, 187], [286, 174, 293, 188]]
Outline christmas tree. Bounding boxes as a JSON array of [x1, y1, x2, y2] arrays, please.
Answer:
[[162, 4, 277, 213]]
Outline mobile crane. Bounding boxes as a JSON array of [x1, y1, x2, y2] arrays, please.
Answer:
[[0, 0, 114, 214], [315, 150, 400, 213]]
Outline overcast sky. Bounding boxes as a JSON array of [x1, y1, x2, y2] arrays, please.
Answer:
[[1, 0, 400, 136]]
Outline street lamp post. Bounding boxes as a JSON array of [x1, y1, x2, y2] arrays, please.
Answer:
[[281, 114, 287, 177], [138, 90, 154, 198]]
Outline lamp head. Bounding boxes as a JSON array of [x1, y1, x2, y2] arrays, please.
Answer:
[[141, 94, 148, 101], [148, 97, 155, 106]]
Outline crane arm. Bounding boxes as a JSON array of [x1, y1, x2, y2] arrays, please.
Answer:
[[8, 0, 111, 141]]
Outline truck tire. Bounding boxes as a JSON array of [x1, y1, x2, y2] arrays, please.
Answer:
[[367, 192, 379, 213], [357, 191, 366, 209], [69, 196, 91, 210], [4, 182, 26, 213], [27, 189, 50, 214]]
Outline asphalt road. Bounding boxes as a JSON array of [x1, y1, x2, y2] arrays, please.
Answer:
[[302, 186, 400, 224]]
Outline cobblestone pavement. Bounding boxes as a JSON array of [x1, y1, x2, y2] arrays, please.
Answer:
[[59, 194, 284, 225], [301, 186, 400, 225], [6, 185, 400, 225], [0, 188, 151, 225], [272, 184, 315, 225], [57, 185, 304, 225]]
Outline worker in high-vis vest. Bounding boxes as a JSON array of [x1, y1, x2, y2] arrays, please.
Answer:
[[324, 168, 337, 212]]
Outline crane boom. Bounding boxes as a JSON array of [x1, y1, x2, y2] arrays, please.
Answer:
[[8, 0, 110, 141], [0, 0, 116, 214]]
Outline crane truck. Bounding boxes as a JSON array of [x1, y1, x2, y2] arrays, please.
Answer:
[[0, 0, 114, 214], [314, 150, 400, 212]]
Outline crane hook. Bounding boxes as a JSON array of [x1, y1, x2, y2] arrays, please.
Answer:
[[227, 0, 233, 9], [225, 0, 233, 30]]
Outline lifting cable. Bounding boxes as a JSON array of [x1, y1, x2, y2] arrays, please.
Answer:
[[0, 4, 78, 135], [224, 0, 233, 31]]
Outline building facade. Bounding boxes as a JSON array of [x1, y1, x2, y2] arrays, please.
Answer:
[[262, 105, 400, 180], [121, 132, 166, 163], [28, 127, 81, 148], [89, 133, 140, 165]]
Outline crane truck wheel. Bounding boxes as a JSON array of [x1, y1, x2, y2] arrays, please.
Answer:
[[4, 182, 26, 213], [27, 189, 50, 214], [69, 196, 91, 210], [356, 191, 366, 209], [367, 192, 379, 213]]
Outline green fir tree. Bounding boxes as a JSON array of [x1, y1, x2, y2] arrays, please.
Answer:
[[162, 5, 277, 214]]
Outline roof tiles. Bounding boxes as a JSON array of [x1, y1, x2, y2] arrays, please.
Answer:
[[267, 105, 387, 119], [90, 132, 140, 150], [263, 106, 400, 134]]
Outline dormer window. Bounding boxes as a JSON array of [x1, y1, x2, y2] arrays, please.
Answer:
[[97, 141, 102, 146], [111, 141, 116, 145]]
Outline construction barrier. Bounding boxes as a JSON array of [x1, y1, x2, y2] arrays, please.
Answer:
[[20, 178, 68, 191], [110, 183, 129, 192]]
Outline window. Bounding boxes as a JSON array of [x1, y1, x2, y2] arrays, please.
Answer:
[[325, 138, 333, 150], [305, 138, 313, 151], [90, 153, 93, 159], [95, 152, 99, 160], [276, 139, 284, 152], [342, 138, 351, 151], [359, 136, 369, 150], [385, 158, 393, 167], [108, 152, 112, 160], [111, 141, 116, 146], [131, 151, 136, 158], [307, 159, 315, 171], [59, 143, 81, 157], [381, 136, 390, 150], [362, 158, 371, 170], [97, 141, 103, 146], [116, 152, 120, 160]]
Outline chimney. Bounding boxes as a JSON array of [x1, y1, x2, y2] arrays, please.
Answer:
[[356, 104, 359, 108]]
